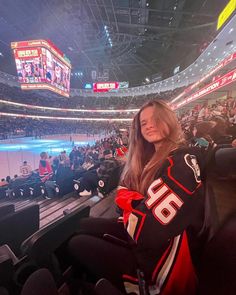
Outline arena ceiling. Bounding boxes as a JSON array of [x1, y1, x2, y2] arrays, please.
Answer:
[[0, 0, 229, 88]]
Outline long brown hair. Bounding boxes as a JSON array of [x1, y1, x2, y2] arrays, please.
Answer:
[[121, 100, 185, 194]]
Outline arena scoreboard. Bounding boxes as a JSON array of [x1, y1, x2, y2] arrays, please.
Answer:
[[11, 39, 71, 97]]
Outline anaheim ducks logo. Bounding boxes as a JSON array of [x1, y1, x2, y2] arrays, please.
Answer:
[[98, 180, 105, 187], [184, 154, 201, 183]]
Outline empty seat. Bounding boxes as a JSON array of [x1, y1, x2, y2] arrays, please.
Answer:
[[21, 206, 90, 279], [198, 213, 236, 295], [0, 244, 19, 288], [0, 187, 9, 199], [0, 205, 39, 257], [20, 268, 58, 295], [0, 204, 15, 221]]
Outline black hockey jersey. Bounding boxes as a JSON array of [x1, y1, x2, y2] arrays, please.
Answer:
[[116, 148, 208, 295]]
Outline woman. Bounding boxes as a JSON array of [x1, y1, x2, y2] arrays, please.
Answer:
[[68, 100, 209, 295]]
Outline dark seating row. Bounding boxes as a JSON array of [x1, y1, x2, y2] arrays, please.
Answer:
[[1, 210, 236, 295], [0, 205, 40, 257], [0, 205, 90, 295]]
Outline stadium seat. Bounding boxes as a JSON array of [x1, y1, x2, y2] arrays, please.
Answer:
[[98, 165, 123, 195], [0, 205, 40, 257], [27, 183, 44, 198], [9, 187, 24, 198], [8, 180, 46, 199], [32, 182, 46, 198], [95, 278, 124, 295], [86, 209, 236, 295], [19, 270, 124, 295], [0, 187, 9, 199], [20, 268, 58, 295], [73, 179, 82, 193], [0, 244, 19, 287], [198, 213, 236, 295], [14, 212, 236, 295], [55, 167, 74, 196], [21, 205, 90, 280], [0, 204, 15, 221], [13, 183, 34, 199]]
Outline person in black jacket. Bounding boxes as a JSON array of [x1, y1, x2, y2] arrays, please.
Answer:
[[75, 149, 121, 197]]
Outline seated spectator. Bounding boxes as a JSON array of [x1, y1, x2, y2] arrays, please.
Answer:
[[0, 178, 8, 187], [76, 149, 121, 196], [198, 102, 209, 122], [39, 152, 55, 199], [68, 100, 209, 295], [52, 156, 60, 174], [210, 117, 233, 144], [82, 156, 95, 171], [192, 121, 216, 148], [69, 146, 77, 167], [59, 151, 70, 168], [6, 176, 11, 183], [20, 160, 32, 178]]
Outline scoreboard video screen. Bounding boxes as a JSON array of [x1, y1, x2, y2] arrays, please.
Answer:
[[11, 39, 71, 97]]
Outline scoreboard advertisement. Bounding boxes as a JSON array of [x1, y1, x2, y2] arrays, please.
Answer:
[[11, 39, 71, 97]]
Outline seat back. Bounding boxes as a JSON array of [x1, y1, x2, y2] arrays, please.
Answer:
[[197, 181, 219, 243], [56, 167, 75, 196], [99, 164, 124, 194], [198, 213, 236, 295], [0, 205, 15, 221], [0, 245, 19, 287], [0, 205, 39, 257], [21, 206, 90, 266], [0, 187, 9, 199]]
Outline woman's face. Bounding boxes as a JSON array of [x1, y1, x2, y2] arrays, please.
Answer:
[[140, 106, 169, 144]]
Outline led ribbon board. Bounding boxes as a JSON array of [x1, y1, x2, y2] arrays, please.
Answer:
[[175, 68, 236, 109], [93, 81, 129, 92]]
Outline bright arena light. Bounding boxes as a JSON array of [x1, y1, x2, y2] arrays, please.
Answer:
[[0, 112, 133, 122], [0, 99, 139, 113]]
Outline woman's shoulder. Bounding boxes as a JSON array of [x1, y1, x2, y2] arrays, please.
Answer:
[[162, 147, 204, 191], [170, 146, 205, 159], [168, 146, 206, 174]]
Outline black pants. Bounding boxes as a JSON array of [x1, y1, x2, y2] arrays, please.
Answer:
[[79, 170, 99, 191], [68, 217, 137, 293]]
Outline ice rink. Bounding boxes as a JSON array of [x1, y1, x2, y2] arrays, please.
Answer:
[[0, 134, 100, 179]]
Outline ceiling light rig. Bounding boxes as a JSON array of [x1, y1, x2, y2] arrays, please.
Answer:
[[71, 71, 83, 78], [104, 25, 112, 47]]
